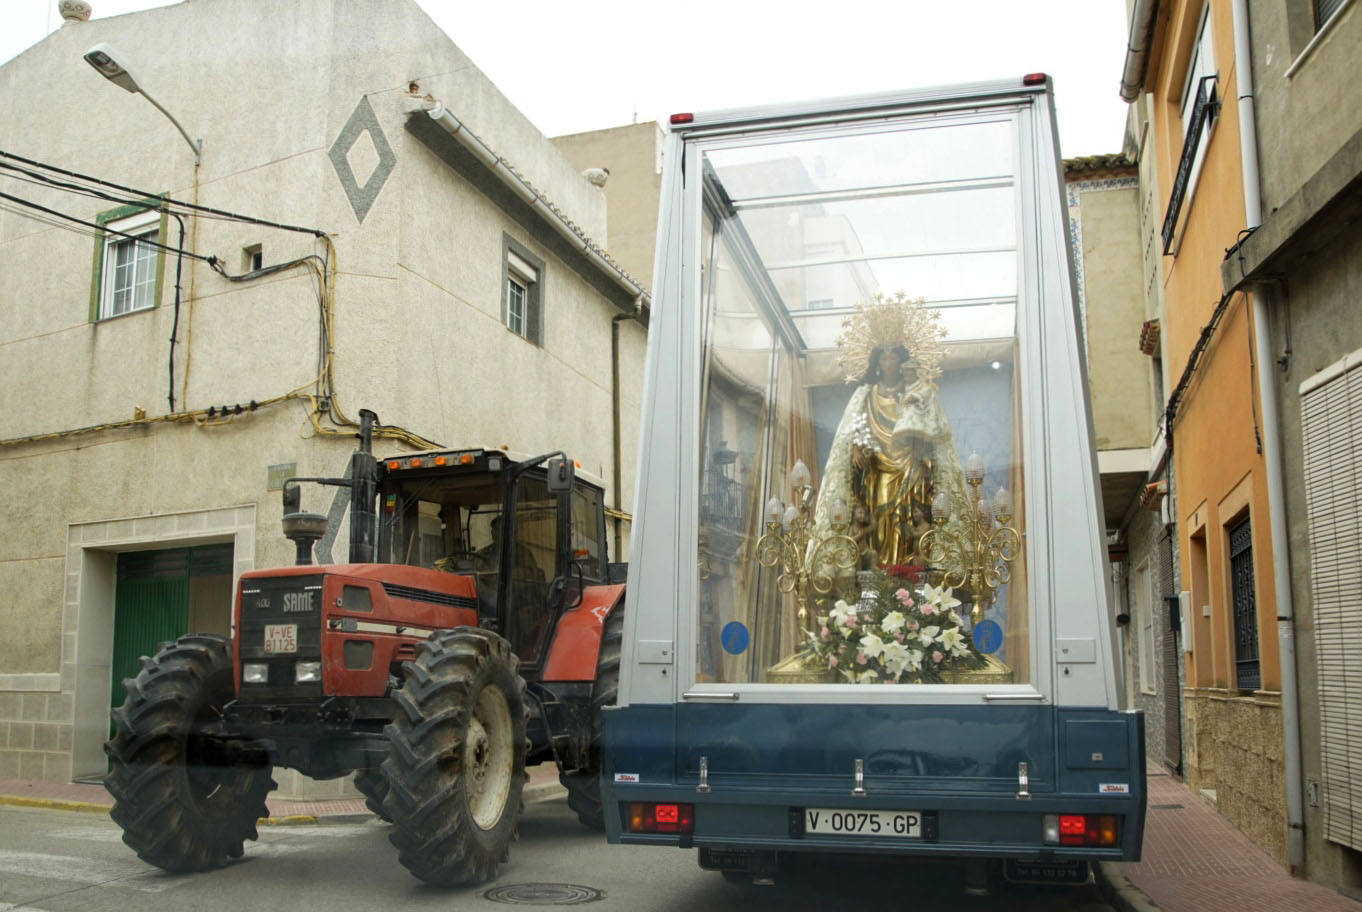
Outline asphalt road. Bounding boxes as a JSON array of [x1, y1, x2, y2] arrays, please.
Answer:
[[0, 800, 1116, 911]]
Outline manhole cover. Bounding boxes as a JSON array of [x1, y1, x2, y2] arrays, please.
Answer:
[[483, 883, 604, 905], [1151, 803, 1185, 810]]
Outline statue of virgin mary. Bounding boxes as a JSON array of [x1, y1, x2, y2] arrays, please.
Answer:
[[811, 293, 968, 571]]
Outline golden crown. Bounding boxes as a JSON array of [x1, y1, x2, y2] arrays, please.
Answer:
[[835, 292, 948, 384]]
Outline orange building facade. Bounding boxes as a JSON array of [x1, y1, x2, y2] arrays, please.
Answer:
[[1131, 0, 1286, 862]]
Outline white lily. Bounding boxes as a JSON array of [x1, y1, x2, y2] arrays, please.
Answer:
[[938, 626, 970, 656], [918, 583, 963, 614], [881, 641, 911, 678], [917, 624, 941, 647], [880, 610, 906, 634], [828, 599, 856, 628], [860, 633, 887, 660]]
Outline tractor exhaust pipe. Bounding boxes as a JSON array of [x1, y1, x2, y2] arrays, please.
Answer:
[[348, 409, 379, 564], [278, 409, 380, 566]]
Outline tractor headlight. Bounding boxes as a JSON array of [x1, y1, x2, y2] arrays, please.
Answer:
[[294, 660, 322, 683], [242, 663, 268, 684]]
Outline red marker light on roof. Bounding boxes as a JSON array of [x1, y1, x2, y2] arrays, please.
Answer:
[[670, 112, 694, 125], [1023, 73, 1048, 86]]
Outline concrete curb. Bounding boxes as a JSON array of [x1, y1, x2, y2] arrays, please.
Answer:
[[1097, 862, 1162, 912], [0, 782, 568, 826], [0, 795, 111, 815]]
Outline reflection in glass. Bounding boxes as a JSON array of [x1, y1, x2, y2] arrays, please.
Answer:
[[695, 111, 1029, 686]]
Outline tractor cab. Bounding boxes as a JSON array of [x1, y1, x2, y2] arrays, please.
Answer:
[[373, 448, 608, 668]]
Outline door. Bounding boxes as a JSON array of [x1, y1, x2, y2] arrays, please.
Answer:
[[110, 544, 234, 713]]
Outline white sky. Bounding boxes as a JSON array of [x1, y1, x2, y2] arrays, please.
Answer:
[[1, 0, 1133, 158]]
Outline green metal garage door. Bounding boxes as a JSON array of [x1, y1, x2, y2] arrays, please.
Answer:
[[110, 544, 234, 712]]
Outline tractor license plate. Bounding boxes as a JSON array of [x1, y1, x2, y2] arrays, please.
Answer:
[[263, 624, 298, 654], [805, 808, 920, 838]]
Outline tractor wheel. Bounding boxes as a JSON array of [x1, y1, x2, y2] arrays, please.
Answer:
[[559, 605, 622, 831], [381, 628, 527, 886], [104, 634, 275, 873], [353, 768, 391, 822]]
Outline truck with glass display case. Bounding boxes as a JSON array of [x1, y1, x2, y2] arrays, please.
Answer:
[[600, 75, 1146, 888]]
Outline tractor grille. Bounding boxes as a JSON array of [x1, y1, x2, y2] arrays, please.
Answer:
[[382, 582, 477, 610], [238, 575, 324, 701]]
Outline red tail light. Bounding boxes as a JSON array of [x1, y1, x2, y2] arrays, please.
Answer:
[[1023, 72, 1048, 86], [1046, 813, 1118, 847], [669, 112, 694, 125], [627, 802, 695, 834]]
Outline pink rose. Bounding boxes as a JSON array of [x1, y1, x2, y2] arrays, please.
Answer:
[[856, 653, 868, 665], [846, 617, 858, 629], [932, 650, 944, 664], [894, 588, 913, 606], [921, 604, 937, 616], [828, 655, 839, 668], [907, 620, 919, 631], [821, 627, 830, 640], [894, 633, 904, 642]]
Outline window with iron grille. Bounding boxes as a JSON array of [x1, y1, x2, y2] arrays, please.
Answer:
[[1228, 515, 1260, 691]]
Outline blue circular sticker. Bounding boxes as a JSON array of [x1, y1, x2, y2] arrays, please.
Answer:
[[720, 622, 750, 655], [972, 619, 1003, 655]]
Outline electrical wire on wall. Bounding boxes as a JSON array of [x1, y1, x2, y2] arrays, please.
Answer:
[[0, 149, 440, 452]]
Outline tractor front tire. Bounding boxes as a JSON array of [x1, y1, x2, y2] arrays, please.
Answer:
[[381, 628, 527, 886], [559, 605, 623, 831], [353, 768, 391, 822], [104, 634, 275, 873]]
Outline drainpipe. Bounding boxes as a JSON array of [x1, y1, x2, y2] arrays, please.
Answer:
[[1120, 0, 1159, 102], [1230, 0, 1305, 872], [611, 309, 635, 562]]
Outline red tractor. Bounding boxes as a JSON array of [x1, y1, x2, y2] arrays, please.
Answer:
[[104, 411, 623, 885]]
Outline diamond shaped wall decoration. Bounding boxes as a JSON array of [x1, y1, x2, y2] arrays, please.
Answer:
[[329, 96, 397, 224]]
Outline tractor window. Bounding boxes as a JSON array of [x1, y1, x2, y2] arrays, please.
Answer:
[[571, 485, 606, 582], [506, 476, 557, 662], [380, 497, 447, 569]]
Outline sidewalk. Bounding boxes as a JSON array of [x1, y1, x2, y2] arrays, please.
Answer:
[[0, 762, 566, 824], [1100, 770, 1361, 912]]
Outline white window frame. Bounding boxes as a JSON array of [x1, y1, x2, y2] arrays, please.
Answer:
[[1177, 7, 1217, 218], [99, 209, 162, 320], [503, 243, 542, 344], [1134, 558, 1158, 695]]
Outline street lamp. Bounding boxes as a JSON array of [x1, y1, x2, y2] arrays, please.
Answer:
[[83, 43, 202, 164]]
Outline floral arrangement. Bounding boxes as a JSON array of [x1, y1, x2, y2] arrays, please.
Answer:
[[803, 567, 986, 683]]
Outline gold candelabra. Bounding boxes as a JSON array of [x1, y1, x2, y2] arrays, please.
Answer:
[[756, 460, 859, 631], [918, 452, 1020, 623]]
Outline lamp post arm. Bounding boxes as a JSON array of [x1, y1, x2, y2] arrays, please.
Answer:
[[138, 86, 202, 164]]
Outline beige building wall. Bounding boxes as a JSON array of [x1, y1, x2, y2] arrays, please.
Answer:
[[551, 123, 665, 290], [0, 0, 648, 788]]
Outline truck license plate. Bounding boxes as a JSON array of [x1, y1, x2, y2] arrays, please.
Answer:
[[263, 624, 297, 654], [805, 808, 920, 838]]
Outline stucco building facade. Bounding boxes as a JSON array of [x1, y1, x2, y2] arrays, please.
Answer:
[[0, 0, 649, 794], [1065, 150, 1183, 777], [1121, 0, 1289, 867], [1214, 0, 1362, 895]]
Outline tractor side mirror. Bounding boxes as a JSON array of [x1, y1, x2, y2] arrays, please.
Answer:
[[546, 456, 574, 494]]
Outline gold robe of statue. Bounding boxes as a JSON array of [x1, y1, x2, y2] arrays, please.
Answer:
[[812, 349, 964, 573]]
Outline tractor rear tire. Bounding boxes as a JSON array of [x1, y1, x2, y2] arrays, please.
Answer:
[[560, 605, 622, 831], [381, 627, 527, 886], [353, 769, 391, 822], [104, 634, 275, 873]]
